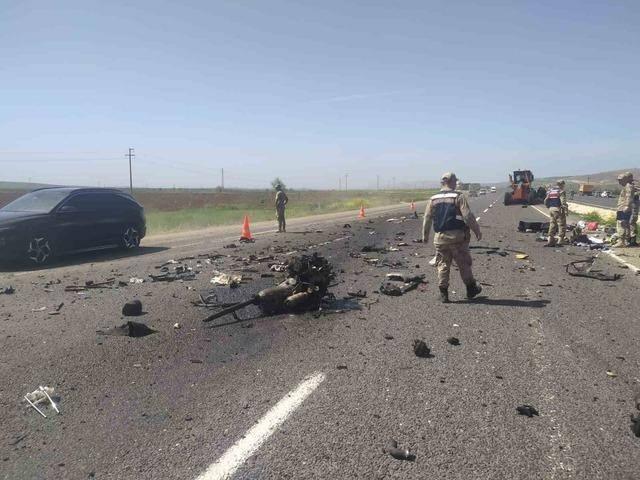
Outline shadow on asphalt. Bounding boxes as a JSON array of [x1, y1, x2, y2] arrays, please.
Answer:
[[470, 297, 550, 308], [0, 246, 169, 273]]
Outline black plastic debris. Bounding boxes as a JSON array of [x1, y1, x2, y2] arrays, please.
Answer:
[[343, 224, 352, 229], [447, 337, 460, 346], [384, 440, 416, 461], [566, 258, 621, 281], [1, 286, 15, 294], [631, 415, 640, 438], [413, 339, 432, 358], [122, 300, 143, 316], [518, 220, 550, 232], [98, 321, 156, 338], [347, 290, 367, 298], [380, 274, 425, 296], [362, 245, 386, 253], [516, 405, 539, 417]]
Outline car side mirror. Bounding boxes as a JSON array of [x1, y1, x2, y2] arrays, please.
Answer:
[[58, 205, 78, 214]]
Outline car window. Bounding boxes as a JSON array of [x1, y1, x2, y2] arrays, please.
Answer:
[[0, 189, 70, 213], [64, 193, 112, 212]]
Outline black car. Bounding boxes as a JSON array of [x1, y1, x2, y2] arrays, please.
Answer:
[[0, 187, 146, 265]]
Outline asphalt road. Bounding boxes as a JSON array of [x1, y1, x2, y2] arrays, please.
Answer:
[[2, 194, 639, 480], [570, 196, 617, 210]]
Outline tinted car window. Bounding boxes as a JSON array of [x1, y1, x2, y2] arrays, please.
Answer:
[[1, 189, 70, 213], [64, 193, 113, 212]]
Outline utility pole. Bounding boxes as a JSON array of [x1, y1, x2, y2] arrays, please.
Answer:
[[126, 147, 135, 193], [345, 174, 348, 192], [339, 177, 342, 191], [221, 168, 225, 191]]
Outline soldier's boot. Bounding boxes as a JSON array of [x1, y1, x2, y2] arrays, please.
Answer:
[[465, 282, 482, 300], [438, 287, 450, 304], [557, 237, 567, 246]]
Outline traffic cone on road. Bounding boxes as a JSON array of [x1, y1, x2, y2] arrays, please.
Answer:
[[240, 215, 254, 242], [358, 204, 366, 219]]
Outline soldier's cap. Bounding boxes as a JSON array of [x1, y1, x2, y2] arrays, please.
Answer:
[[441, 172, 457, 182], [557, 179, 565, 186], [275, 184, 282, 189], [617, 172, 633, 181]]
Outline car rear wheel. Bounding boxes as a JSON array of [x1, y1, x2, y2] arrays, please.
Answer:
[[122, 226, 141, 249], [27, 236, 53, 265]]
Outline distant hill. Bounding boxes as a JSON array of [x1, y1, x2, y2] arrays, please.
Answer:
[[0, 181, 57, 190], [538, 168, 640, 186]]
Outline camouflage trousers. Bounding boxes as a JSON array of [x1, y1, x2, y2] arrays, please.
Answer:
[[276, 207, 286, 232], [547, 207, 566, 244], [435, 241, 475, 289], [616, 219, 630, 245], [631, 208, 638, 242]]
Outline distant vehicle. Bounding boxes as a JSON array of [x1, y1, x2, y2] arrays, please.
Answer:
[[490, 186, 497, 193], [0, 187, 146, 265], [478, 189, 487, 195], [504, 170, 546, 205], [601, 191, 613, 198], [579, 184, 595, 196], [468, 190, 478, 197]]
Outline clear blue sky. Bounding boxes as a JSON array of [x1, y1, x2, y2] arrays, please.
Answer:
[[1, 0, 638, 189]]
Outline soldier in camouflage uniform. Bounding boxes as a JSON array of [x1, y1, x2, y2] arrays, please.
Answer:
[[614, 172, 634, 247], [629, 179, 639, 247], [422, 172, 483, 303], [543, 179, 568, 246], [275, 184, 289, 233]]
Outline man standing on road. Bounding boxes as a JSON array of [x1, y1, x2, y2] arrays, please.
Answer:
[[275, 184, 289, 233], [614, 172, 634, 247], [422, 172, 483, 303], [543, 179, 568, 247], [629, 179, 639, 247]]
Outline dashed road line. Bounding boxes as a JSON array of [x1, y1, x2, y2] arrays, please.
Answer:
[[195, 372, 326, 480]]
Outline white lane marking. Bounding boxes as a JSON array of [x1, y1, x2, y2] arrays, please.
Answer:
[[196, 372, 326, 480], [483, 208, 489, 213], [605, 251, 640, 273], [531, 205, 551, 219], [476, 217, 481, 221]]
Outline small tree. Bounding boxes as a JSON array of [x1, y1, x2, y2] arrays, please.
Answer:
[[271, 177, 287, 190]]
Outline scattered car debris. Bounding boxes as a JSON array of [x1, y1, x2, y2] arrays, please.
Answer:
[[336, 365, 348, 370], [384, 334, 394, 340], [447, 337, 460, 346], [606, 370, 618, 378], [173, 323, 181, 329], [515, 253, 529, 260], [1, 285, 15, 294], [362, 245, 386, 253], [380, 274, 425, 296], [122, 300, 143, 316], [270, 264, 288, 272], [98, 321, 157, 338], [631, 415, 640, 438], [129, 277, 145, 284], [210, 271, 243, 288], [203, 254, 334, 322], [343, 223, 352, 228], [383, 440, 416, 461], [518, 220, 550, 232], [413, 339, 432, 358], [24, 386, 59, 418], [566, 259, 621, 281], [347, 290, 367, 298], [149, 267, 197, 282], [64, 279, 117, 291], [516, 405, 539, 417]]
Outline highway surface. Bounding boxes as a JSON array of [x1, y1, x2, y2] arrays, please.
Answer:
[[2, 194, 639, 479], [569, 196, 617, 210]]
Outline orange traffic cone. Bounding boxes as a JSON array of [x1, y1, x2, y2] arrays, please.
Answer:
[[358, 204, 366, 219], [240, 215, 254, 242]]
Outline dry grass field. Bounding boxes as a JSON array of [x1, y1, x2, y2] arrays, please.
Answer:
[[0, 188, 433, 234]]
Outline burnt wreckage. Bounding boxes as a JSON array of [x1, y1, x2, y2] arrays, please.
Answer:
[[203, 253, 334, 323]]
